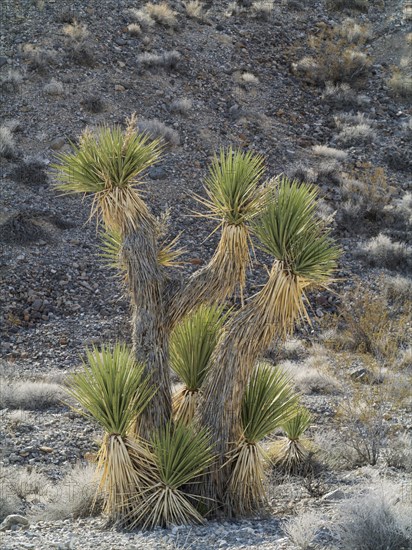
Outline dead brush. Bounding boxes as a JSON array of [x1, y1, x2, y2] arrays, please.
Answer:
[[320, 283, 411, 367], [292, 25, 371, 86]]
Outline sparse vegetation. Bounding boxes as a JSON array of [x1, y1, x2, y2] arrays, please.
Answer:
[[336, 483, 412, 550], [137, 118, 180, 146], [145, 3, 177, 27], [356, 233, 411, 271], [283, 510, 323, 550], [0, 380, 65, 410], [0, 125, 16, 158]]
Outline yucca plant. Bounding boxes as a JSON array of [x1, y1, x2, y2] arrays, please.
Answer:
[[126, 422, 215, 528], [170, 305, 226, 424], [269, 408, 312, 474], [228, 363, 297, 514], [53, 114, 162, 234], [67, 343, 156, 521]]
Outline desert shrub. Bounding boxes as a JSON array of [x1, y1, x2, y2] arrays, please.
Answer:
[[127, 23, 141, 36], [384, 274, 412, 303], [184, 0, 205, 19], [388, 69, 412, 99], [129, 8, 155, 28], [386, 432, 412, 472], [43, 79, 64, 96], [0, 69, 23, 93], [336, 385, 388, 466], [137, 50, 181, 70], [0, 380, 65, 410], [170, 98, 192, 114], [252, 0, 274, 20], [281, 359, 340, 395], [336, 483, 412, 550], [321, 82, 369, 108], [283, 510, 323, 549], [81, 96, 105, 114], [0, 126, 16, 158], [137, 118, 180, 146], [292, 25, 371, 86], [339, 167, 393, 230], [313, 429, 359, 470], [145, 3, 177, 27], [63, 21, 89, 42], [338, 18, 371, 43], [7, 469, 50, 500], [0, 489, 20, 521], [11, 158, 48, 187], [327, 0, 369, 12], [286, 162, 318, 184], [356, 233, 412, 272], [312, 145, 348, 161], [321, 284, 410, 366], [23, 45, 55, 73], [43, 464, 100, 520], [334, 114, 375, 147]]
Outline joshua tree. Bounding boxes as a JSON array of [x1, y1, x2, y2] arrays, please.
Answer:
[[54, 115, 339, 523]]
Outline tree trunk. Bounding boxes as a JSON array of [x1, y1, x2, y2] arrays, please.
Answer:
[[122, 220, 172, 438], [198, 267, 286, 514]]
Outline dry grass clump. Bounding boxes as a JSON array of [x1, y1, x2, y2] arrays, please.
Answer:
[[252, 0, 274, 20], [42, 464, 100, 520], [388, 58, 412, 99], [292, 25, 371, 86], [137, 50, 181, 70], [241, 72, 259, 84], [336, 483, 412, 550], [43, 79, 64, 96], [286, 162, 318, 184], [129, 8, 155, 28], [145, 3, 177, 27], [338, 18, 371, 43], [356, 233, 411, 272], [22, 45, 55, 73], [170, 98, 192, 114], [393, 192, 412, 226], [184, 0, 205, 20], [137, 118, 180, 147], [384, 274, 412, 303], [0, 380, 65, 410], [127, 23, 141, 36], [334, 113, 374, 147], [283, 510, 323, 550], [280, 358, 340, 395], [7, 469, 50, 501], [312, 429, 359, 470], [11, 158, 48, 187], [312, 145, 348, 161], [321, 82, 368, 109], [0, 69, 23, 93], [63, 21, 89, 42], [0, 126, 16, 158]]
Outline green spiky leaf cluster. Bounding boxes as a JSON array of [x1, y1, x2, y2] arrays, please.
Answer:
[[199, 147, 266, 225], [131, 422, 215, 527], [281, 407, 311, 440], [53, 121, 162, 195], [254, 177, 340, 282], [67, 343, 154, 436], [170, 305, 226, 390], [242, 363, 298, 443]]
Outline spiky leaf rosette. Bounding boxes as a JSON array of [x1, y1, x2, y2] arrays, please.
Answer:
[[227, 363, 298, 513], [127, 422, 215, 528], [67, 342, 154, 437], [269, 408, 312, 474], [53, 114, 162, 233], [199, 147, 266, 225], [171, 305, 226, 424], [253, 177, 340, 335], [67, 343, 156, 520]]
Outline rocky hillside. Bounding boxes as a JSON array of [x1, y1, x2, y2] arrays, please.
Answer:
[[1, 0, 411, 548]]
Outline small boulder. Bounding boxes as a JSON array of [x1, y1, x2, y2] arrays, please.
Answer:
[[0, 514, 29, 531]]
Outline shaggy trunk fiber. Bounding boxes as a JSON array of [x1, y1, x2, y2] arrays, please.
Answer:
[[198, 265, 293, 514], [122, 220, 172, 438], [167, 223, 249, 328]]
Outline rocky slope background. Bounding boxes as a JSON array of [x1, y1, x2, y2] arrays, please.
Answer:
[[0, 0, 411, 548]]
